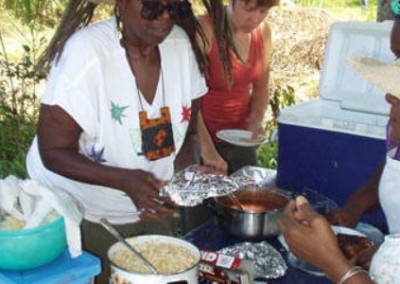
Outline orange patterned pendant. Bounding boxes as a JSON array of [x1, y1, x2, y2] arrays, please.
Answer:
[[139, 107, 176, 161]]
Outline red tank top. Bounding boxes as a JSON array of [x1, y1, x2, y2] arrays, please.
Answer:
[[200, 25, 264, 142]]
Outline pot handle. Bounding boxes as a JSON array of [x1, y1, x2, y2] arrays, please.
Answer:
[[167, 281, 188, 284]]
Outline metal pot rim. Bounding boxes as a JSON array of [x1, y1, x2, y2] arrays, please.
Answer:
[[214, 187, 291, 213]]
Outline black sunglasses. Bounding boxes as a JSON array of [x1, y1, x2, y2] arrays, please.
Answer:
[[140, 0, 192, 20]]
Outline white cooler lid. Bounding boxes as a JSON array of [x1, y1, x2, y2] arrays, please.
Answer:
[[319, 21, 395, 115]]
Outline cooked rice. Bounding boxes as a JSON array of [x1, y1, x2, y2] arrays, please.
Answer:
[[111, 241, 198, 274]]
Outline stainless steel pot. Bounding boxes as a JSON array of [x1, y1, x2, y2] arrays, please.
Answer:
[[107, 235, 200, 284], [210, 187, 292, 241]]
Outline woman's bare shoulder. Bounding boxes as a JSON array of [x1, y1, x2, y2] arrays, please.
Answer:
[[196, 14, 214, 54], [197, 15, 214, 37]]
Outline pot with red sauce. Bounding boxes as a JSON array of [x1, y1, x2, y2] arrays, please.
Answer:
[[210, 186, 292, 241]]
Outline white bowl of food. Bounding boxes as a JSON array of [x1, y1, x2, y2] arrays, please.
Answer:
[[108, 235, 200, 284]]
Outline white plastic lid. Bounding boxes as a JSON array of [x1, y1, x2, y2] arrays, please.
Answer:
[[319, 21, 396, 115]]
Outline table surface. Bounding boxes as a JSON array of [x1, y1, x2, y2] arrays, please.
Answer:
[[184, 219, 333, 284]]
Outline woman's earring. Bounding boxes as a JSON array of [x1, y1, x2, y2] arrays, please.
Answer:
[[118, 18, 124, 34], [115, 6, 124, 34]]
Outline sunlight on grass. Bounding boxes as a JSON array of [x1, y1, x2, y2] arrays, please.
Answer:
[[295, 0, 378, 21], [0, 9, 52, 61]]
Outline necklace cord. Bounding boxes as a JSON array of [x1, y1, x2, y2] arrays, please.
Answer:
[[121, 39, 166, 111]]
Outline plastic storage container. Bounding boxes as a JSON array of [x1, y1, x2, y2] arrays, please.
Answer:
[[0, 216, 66, 270], [0, 250, 101, 284], [276, 21, 396, 231]]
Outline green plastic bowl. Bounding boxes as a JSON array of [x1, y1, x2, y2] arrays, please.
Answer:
[[0, 216, 67, 270]]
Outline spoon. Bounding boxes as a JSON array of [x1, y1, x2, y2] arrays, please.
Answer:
[[99, 218, 159, 274], [228, 193, 245, 210]]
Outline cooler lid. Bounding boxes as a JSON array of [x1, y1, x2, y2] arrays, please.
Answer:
[[319, 21, 395, 115]]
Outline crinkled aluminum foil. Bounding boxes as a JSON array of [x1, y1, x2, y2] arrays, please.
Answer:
[[231, 165, 277, 187], [160, 165, 256, 206], [218, 241, 287, 280]]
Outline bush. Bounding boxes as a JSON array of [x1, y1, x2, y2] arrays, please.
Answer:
[[257, 85, 297, 169], [0, 36, 45, 178]]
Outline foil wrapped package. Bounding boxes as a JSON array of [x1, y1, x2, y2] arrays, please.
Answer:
[[161, 165, 256, 207], [219, 241, 287, 280]]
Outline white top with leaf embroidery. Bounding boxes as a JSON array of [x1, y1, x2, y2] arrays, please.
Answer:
[[26, 18, 207, 224]]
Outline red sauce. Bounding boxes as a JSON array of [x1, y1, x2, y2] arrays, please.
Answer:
[[217, 189, 289, 212]]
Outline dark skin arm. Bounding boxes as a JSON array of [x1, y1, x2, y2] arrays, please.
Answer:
[[37, 104, 175, 221], [327, 163, 383, 227], [391, 19, 400, 58], [174, 98, 200, 171], [174, 98, 225, 174], [279, 196, 373, 284]]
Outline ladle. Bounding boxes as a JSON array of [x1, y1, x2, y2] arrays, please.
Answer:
[[99, 218, 159, 274]]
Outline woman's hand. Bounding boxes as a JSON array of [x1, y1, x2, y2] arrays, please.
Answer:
[[121, 169, 177, 221], [201, 147, 228, 174], [279, 197, 344, 269], [38, 105, 177, 222], [327, 204, 363, 228], [245, 115, 264, 139], [279, 196, 353, 282]]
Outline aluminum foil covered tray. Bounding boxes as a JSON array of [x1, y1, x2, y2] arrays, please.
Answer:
[[219, 241, 287, 280], [161, 165, 255, 207]]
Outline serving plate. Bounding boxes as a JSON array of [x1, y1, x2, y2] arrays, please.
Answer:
[[278, 223, 383, 276], [216, 129, 267, 147]]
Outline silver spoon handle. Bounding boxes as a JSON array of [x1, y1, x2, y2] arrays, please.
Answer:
[[228, 193, 245, 210], [99, 218, 159, 274]]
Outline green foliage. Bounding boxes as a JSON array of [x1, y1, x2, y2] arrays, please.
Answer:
[[257, 85, 297, 169], [0, 33, 45, 178], [257, 141, 279, 169], [1, 0, 68, 27], [266, 85, 296, 133]]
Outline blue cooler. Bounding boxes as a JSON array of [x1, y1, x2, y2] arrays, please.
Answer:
[[0, 250, 101, 284], [276, 21, 396, 232]]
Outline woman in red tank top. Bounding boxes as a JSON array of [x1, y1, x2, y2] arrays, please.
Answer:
[[197, 0, 278, 173]]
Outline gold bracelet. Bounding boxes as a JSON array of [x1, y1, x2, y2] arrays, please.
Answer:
[[337, 266, 370, 284]]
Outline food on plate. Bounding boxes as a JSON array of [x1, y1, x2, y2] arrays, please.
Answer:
[[337, 233, 374, 259], [111, 241, 197, 274]]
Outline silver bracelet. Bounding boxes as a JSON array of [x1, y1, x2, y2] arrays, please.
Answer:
[[337, 266, 370, 284]]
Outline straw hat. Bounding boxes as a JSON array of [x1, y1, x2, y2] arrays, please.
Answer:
[[350, 57, 400, 100], [89, 0, 114, 5]]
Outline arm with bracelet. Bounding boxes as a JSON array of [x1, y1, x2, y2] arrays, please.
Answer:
[[279, 196, 374, 284]]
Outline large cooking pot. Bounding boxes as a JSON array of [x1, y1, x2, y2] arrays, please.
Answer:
[[210, 186, 292, 241], [107, 234, 200, 284]]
